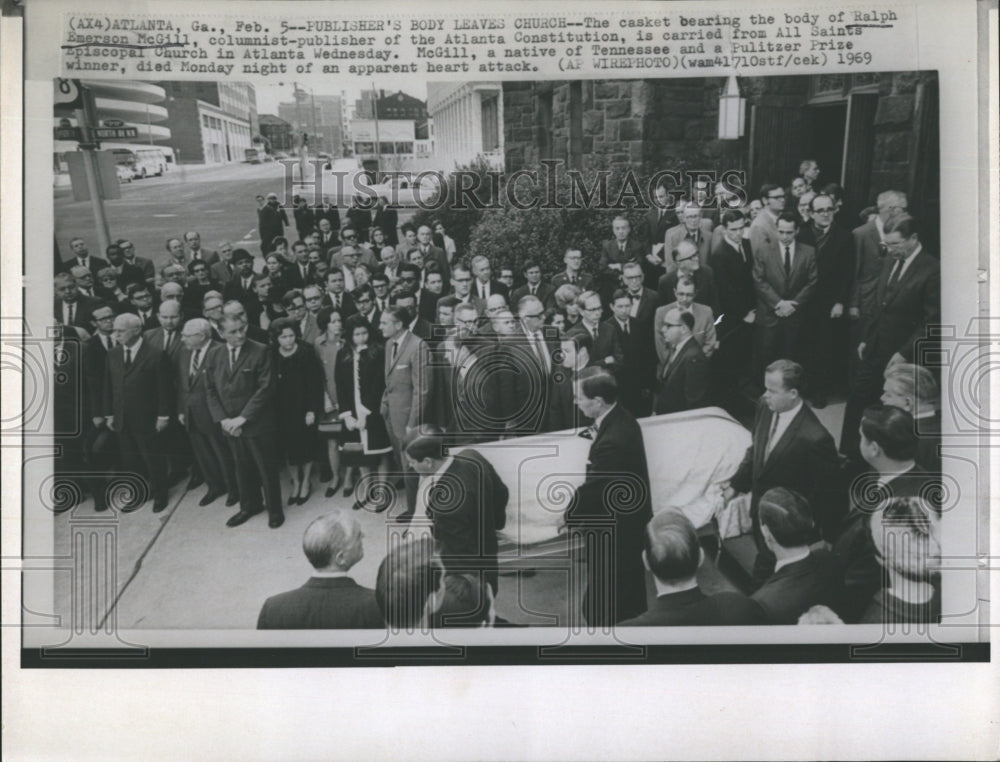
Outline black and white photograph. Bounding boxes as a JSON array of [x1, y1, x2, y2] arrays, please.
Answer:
[[4, 0, 996, 759]]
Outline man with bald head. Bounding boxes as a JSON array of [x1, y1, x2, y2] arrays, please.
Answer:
[[257, 510, 382, 629], [657, 238, 719, 313], [70, 265, 95, 298], [165, 237, 187, 268], [144, 300, 184, 361], [177, 318, 237, 507], [160, 281, 184, 304], [102, 312, 172, 512]]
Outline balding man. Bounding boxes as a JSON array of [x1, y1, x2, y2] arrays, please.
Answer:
[[53, 272, 99, 333], [619, 511, 763, 626], [210, 240, 236, 285], [177, 318, 237, 507], [184, 230, 219, 265], [69, 265, 96, 298], [664, 201, 715, 270], [850, 190, 907, 332], [497, 294, 555, 436], [102, 313, 172, 513], [656, 238, 719, 313], [205, 315, 284, 528], [144, 300, 184, 362], [160, 281, 184, 304], [881, 363, 941, 472], [257, 510, 382, 629], [654, 307, 710, 415]]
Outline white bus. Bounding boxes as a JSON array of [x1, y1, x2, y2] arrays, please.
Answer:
[[103, 144, 170, 178]]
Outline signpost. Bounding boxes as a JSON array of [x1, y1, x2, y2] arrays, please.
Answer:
[[94, 127, 139, 140]]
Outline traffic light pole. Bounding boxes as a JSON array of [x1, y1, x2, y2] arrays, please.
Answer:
[[74, 85, 111, 253]]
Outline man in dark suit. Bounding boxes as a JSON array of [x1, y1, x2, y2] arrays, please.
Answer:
[[725, 359, 842, 586], [606, 289, 652, 416], [657, 239, 719, 312], [841, 214, 939, 462], [184, 230, 219, 265], [751, 487, 837, 623], [222, 248, 257, 306], [510, 261, 555, 309], [417, 268, 444, 324], [102, 312, 172, 512], [564, 369, 653, 626], [881, 363, 941, 473], [104, 244, 147, 292], [204, 316, 284, 528], [145, 299, 190, 484], [258, 192, 288, 256], [568, 291, 622, 372], [641, 183, 680, 289], [82, 304, 118, 512], [599, 215, 645, 272], [710, 210, 757, 398], [664, 202, 715, 268], [848, 190, 907, 332], [831, 405, 941, 622], [208, 241, 236, 286], [495, 295, 556, 436], [469, 254, 508, 302], [803, 194, 854, 406], [653, 308, 710, 415], [619, 511, 764, 627], [143, 300, 184, 363], [124, 284, 160, 330], [176, 318, 237, 507], [749, 183, 786, 264], [257, 510, 382, 629], [54, 272, 100, 334], [414, 225, 450, 289], [60, 237, 108, 277], [373, 196, 400, 246], [752, 212, 818, 372], [380, 306, 433, 521], [117, 239, 155, 287], [320, 268, 357, 318], [406, 434, 510, 595]]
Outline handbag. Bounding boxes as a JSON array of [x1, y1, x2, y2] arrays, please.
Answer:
[[317, 410, 343, 434]]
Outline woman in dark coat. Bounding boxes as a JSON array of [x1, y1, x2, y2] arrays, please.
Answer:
[[335, 315, 392, 510], [271, 316, 324, 505]]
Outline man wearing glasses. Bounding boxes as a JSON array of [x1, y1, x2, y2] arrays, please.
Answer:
[[750, 183, 788, 258], [449, 262, 485, 316], [116, 239, 155, 287], [569, 291, 623, 373], [664, 200, 714, 270], [802, 194, 854, 408], [656, 239, 719, 315]]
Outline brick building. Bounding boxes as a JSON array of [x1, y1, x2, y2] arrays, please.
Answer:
[[503, 72, 939, 247]]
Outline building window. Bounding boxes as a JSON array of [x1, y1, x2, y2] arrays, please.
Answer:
[[482, 95, 499, 153], [202, 114, 210, 128]]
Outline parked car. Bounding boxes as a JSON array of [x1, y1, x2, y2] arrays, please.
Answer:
[[115, 163, 134, 183]]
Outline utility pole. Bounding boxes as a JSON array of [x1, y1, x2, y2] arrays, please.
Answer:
[[371, 82, 381, 177], [74, 85, 112, 253], [294, 82, 306, 177]]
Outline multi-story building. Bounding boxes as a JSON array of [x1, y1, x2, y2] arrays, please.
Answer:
[[426, 82, 503, 170], [258, 114, 294, 153]]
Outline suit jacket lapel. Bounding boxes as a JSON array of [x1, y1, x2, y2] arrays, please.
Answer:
[[124, 342, 144, 375], [387, 333, 408, 373], [228, 342, 249, 377], [763, 406, 805, 471]]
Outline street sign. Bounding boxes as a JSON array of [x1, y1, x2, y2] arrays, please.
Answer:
[[54, 78, 84, 110], [93, 127, 139, 139], [54, 126, 83, 141]]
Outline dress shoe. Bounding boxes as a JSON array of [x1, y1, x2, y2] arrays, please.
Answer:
[[268, 513, 285, 529], [225, 494, 239, 507], [287, 493, 298, 506], [199, 490, 224, 507], [226, 510, 256, 528], [298, 488, 311, 505], [187, 474, 205, 490], [152, 495, 169, 513], [343, 484, 355, 497]]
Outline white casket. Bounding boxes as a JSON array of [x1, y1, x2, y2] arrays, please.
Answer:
[[470, 407, 752, 550]]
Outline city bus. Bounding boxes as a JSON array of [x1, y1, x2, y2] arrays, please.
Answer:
[[103, 144, 169, 178]]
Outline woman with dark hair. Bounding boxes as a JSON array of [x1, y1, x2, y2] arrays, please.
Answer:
[[182, 259, 221, 317], [314, 307, 345, 498], [270, 316, 324, 505], [263, 253, 290, 312], [543, 306, 567, 337], [430, 218, 458, 264], [335, 314, 392, 511]]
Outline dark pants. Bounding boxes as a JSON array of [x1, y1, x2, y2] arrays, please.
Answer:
[[806, 309, 850, 398], [84, 425, 118, 509], [227, 433, 283, 520], [756, 315, 804, 375], [750, 505, 777, 588], [119, 424, 167, 504], [714, 321, 755, 397], [841, 351, 888, 463], [188, 421, 237, 498]]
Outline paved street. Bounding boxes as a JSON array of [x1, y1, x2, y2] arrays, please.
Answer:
[[55, 161, 416, 266]]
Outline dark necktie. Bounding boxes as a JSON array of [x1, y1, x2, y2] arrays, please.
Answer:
[[124, 347, 132, 368], [391, 341, 397, 362], [622, 321, 630, 336], [334, 294, 341, 310], [229, 347, 237, 369], [67, 303, 75, 324], [164, 331, 172, 352], [783, 246, 791, 279], [887, 259, 903, 291], [190, 348, 202, 382], [766, 412, 780, 457]]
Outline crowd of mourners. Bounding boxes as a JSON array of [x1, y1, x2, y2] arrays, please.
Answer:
[[52, 158, 943, 630]]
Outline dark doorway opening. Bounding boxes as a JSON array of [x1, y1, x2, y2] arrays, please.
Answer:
[[804, 103, 847, 191]]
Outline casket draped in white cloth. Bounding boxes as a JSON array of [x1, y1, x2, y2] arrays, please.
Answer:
[[471, 407, 751, 548]]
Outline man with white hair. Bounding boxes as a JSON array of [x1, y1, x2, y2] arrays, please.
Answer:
[[160, 281, 185, 304], [257, 510, 382, 629], [177, 318, 237, 507], [881, 363, 941, 472], [103, 312, 172, 512], [664, 200, 715, 269], [69, 265, 95, 298], [849, 189, 907, 331]]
